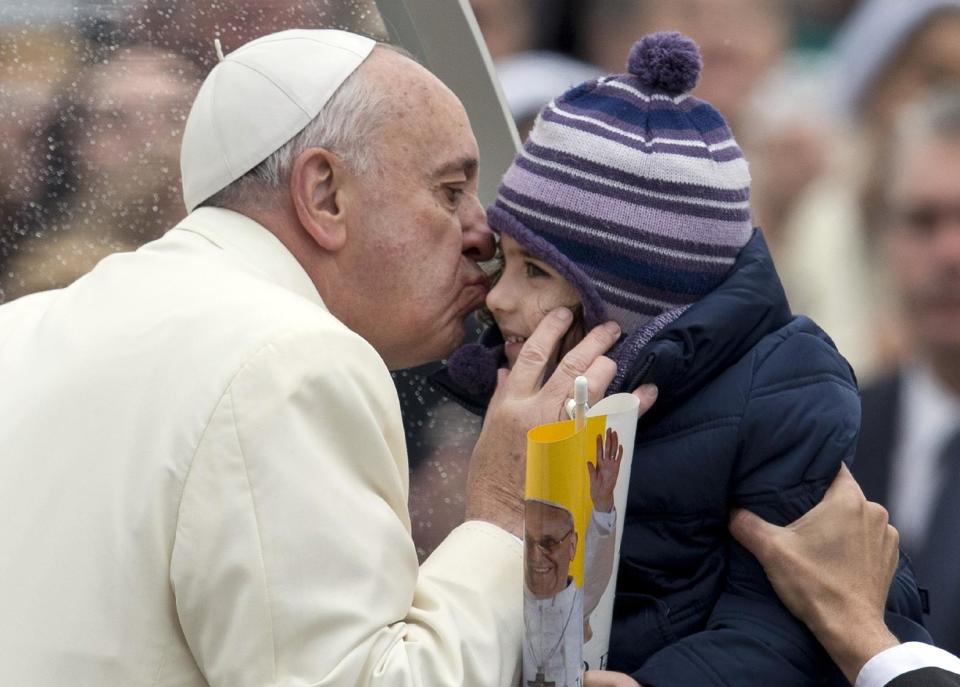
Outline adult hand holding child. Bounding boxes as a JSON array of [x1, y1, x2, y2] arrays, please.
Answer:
[[467, 308, 658, 537]]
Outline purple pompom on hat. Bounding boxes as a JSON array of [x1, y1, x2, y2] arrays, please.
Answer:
[[485, 31, 753, 335], [627, 31, 702, 95]]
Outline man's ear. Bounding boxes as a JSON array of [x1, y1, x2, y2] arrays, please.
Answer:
[[569, 531, 578, 560], [290, 147, 348, 252]]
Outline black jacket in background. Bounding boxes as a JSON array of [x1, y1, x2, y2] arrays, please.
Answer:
[[855, 372, 960, 656]]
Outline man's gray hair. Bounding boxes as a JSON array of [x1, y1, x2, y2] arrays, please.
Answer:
[[202, 44, 401, 209]]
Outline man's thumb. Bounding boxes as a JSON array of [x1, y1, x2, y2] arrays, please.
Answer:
[[729, 507, 782, 563]]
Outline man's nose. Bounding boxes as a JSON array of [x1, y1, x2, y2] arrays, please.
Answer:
[[460, 193, 496, 262]]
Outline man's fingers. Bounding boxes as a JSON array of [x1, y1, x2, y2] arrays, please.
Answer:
[[631, 384, 659, 417], [824, 463, 866, 504], [487, 367, 511, 406], [729, 507, 784, 564], [581, 355, 617, 406], [885, 524, 901, 578], [508, 308, 575, 393], [605, 430, 620, 461], [543, 321, 621, 399], [867, 501, 890, 528], [886, 523, 900, 551]]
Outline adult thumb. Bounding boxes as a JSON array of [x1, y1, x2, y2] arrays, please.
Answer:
[[729, 507, 782, 563]]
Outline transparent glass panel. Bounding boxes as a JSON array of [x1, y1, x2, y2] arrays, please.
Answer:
[[0, 0, 478, 559], [0, 1, 387, 301]]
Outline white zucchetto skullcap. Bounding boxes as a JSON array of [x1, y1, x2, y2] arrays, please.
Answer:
[[180, 29, 376, 212]]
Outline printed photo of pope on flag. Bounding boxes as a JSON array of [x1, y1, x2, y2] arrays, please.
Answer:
[[523, 380, 640, 687]]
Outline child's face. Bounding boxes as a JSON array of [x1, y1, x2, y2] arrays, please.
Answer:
[[485, 234, 581, 368]]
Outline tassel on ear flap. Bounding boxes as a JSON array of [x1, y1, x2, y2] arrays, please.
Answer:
[[446, 343, 500, 396]]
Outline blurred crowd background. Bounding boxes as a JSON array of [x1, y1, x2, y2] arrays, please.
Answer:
[[3, 0, 960, 653]]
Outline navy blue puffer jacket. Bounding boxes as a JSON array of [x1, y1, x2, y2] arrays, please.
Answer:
[[436, 231, 930, 685]]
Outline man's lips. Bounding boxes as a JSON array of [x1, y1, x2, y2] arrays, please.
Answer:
[[460, 275, 490, 311], [464, 273, 490, 291]]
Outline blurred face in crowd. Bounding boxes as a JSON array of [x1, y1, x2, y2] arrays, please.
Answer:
[[586, 0, 787, 128], [76, 46, 199, 203], [469, 0, 535, 60], [885, 134, 960, 356], [328, 50, 495, 370], [485, 234, 582, 368], [0, 83, 56, 206], [134, 0, 386, 70], [865, 11, 960, 137], [525, 500, 577, 599]]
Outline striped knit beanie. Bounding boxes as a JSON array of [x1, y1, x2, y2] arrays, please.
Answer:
[[488, 31, 753, 335]]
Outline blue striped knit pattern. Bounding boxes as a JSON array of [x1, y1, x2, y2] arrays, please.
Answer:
[[488, 33, 753, 335]]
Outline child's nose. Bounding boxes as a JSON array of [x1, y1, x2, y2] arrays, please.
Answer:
[[485, 278, 513, 314]]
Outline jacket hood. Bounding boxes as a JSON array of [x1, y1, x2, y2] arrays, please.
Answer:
[[612, 229, 792, 417]]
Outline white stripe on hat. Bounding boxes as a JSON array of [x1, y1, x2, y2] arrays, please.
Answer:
[[517, 149, 751, 212], [529, 118, 751, 191], [598, 77, 691, 104]]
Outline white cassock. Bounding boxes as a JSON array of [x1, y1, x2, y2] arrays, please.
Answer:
[[524, 579, 583, 687], [523, 509, 616, 687]]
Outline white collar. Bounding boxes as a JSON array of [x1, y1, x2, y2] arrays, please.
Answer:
[[170, 207, 323, 308], [900, 361, 960, 454], [524, 577, 579, 608], [890, 360, 960, 546]]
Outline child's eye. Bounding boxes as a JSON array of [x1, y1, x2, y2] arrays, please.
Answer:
[[525, 262, 549, 278]]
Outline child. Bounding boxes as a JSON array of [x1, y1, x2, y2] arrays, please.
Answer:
[[436, 32, 930, 685]]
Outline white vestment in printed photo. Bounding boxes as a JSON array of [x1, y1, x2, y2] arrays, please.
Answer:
[[524, 580, 583, 687], [523, 509, 616, 687]]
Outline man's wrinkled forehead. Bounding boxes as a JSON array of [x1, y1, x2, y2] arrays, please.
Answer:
[[368, 49, 477, 159], [369, 48, 451, 113]]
